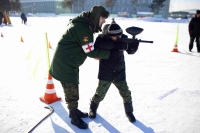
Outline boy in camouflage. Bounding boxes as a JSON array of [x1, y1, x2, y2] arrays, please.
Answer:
[[89, 19, 139, 122]]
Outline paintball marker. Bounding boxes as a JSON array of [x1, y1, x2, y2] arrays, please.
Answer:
[[117, 26, 153, 43]]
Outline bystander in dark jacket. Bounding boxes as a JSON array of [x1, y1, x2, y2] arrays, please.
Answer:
[[0, 11, 3, 25], [188, 10, 200, 52], [21, 12, 27, 24]]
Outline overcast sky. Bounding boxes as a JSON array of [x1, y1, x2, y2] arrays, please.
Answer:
[[172, 0, 199, 2], [169, 0, 200, 12]]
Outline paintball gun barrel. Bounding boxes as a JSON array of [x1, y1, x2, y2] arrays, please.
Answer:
[[117, 26, 153, 44]]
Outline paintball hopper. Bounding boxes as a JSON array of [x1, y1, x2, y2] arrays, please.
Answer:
[[126, 26, 143, 38], [118, 26, 153, 44]]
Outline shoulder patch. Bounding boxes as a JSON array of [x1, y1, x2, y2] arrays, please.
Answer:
[[83, 36, 89, 43]]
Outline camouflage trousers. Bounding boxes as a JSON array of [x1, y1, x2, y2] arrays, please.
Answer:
[[91, 80, 132, 104], [60, 82, 79, 110]]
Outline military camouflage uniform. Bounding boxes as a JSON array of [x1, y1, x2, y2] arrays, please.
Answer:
[[92, 80, 132, 104], [61, 82, 79, 109]]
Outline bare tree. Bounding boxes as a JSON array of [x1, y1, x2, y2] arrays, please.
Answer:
[[148, 0, 167, 15], [80, 0, 85, 11], [10, 0, 21, 12], [131, 0, 138, 14], [62, 0, 71, 10], [0, 0, 11, 12], [61, 0, 74, 13], [61, 0, 84, 13], [105, 0, 116, 14]]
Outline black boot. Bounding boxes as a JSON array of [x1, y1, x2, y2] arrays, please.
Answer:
[[70, 109, 88, 129], [124, 101, 136, 122], [89, 101, 99, 119], [69, 109, 88, 118]]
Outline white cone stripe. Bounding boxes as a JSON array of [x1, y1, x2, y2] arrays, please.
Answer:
[[45, 89, 56, 94], [47, 80, 53, 84]]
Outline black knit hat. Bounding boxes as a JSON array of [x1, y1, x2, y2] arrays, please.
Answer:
[[197, 10, 200, 14], [107, 23, 123, 36]]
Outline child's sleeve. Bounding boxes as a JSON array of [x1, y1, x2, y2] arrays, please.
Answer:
[[94, 35, 115, 50]]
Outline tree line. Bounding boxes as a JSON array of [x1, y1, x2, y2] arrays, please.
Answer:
[[62, 0, 167, 15], [0, 0, 166, 14], [0, 0, 21, 12]]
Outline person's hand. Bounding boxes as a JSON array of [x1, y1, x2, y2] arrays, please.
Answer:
[[189, 29, 193, 37], [94, 58, 100, 60]]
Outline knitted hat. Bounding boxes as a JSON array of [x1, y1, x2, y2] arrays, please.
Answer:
[[197, 10, 200, 14], [107, 23, 123, 36]]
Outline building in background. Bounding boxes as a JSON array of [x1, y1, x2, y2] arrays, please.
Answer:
[[169, 11, 195, 19], [20, 0, 170, 18], [20, 0, 69, 14]]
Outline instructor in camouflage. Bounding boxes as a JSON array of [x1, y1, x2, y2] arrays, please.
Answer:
[[49, 6, 110, 129]]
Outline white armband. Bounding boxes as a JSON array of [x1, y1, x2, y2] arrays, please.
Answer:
[[82, 42, 94, 53]]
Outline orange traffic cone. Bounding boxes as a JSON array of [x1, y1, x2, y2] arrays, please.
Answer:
[[1, 32, 3, 37], [171, 44, 179, 52], [48, 41, 52, 49], [40, 74, 61, 104], [20, 36, 24, 42]]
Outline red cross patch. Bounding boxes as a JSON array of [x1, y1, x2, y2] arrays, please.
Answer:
[[82, 42, 94, 53]]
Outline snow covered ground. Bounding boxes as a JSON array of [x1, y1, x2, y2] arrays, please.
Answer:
[[0, 15, 200, 133]]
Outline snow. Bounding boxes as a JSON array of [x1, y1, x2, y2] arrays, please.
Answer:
[[0, 15, 200, 133]]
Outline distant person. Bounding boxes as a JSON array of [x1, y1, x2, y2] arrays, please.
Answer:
[[49, 5, 110, 129], [21, 12, 27, 24], [0, 11, 3, 24], [88, 19, 139, 122], [188, 10, 200, 52], [3, 11, 7, 25], [0, 11, 3, 25]]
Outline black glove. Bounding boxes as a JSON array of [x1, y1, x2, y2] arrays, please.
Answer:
[[126, 42, 139, 54], [114, 42, 128, 50], [189, 29, 193, 37]]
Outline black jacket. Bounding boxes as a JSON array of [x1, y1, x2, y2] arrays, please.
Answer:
[[94, 34, 132, 81], [0, 12, 3, 18], [189, 16, 200, 35], [21, 13, 25, 20], [0, 12, 3, 25]]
